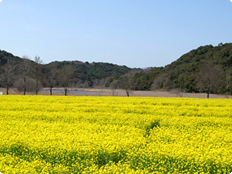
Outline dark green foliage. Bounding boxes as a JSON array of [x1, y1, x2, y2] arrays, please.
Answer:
[[46, 61, 134, 86], [0, 51, 24, 88], [133, 68, 163, 90], [0, 50, 134, 89], [1, 43, 232, 94], [119, 43, 232, 94], [105, 78, 114, 87], [0, 50, 21, 67], [108, 67, 163, 91], [160, 43, 232, 93]]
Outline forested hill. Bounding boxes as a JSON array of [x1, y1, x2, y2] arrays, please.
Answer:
[[46, 60, 134, 81], [0, 50, 135, 91], [0, 50, 133, 79], [0, 42, 232, 96], [109, 42, 232, 95], [0, 50, 22, 66], [162, 43, 232, 92], [157, 42, 232, 92]]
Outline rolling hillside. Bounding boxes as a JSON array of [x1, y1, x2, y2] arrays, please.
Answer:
[[106, 43, 232, 95], [0, 42, 232, 95]]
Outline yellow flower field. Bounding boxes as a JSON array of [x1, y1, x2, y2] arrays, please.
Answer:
[[0, 95, 232, 173]]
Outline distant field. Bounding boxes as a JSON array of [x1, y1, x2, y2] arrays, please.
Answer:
[[0, 96, 232, 173]]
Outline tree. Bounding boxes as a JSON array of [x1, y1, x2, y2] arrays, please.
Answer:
[[121, 76, 132, 97], [86, 74, 93, 87], [196, 62, 224, 98], [57, 65, 74, 96], [150, 74, 165, 90], [175, 73, 186, 97], [1, 58, 16, 95], [20, 56, 31, 95], [116, 72, 137, 97], [109, 78, 119, 96], [46, 68, 58, 95], [33, 56, 43, 95]]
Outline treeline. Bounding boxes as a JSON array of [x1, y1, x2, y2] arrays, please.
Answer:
[[0, 42, 232, 97], [0, 50, 134, 95], [106, 43, 232, 97]]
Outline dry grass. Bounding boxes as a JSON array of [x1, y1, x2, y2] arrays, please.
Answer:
[[0, 87, 231, 99]]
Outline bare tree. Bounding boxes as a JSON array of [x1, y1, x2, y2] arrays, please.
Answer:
[[150, 74, 165, 90], [57, 65, 74, 96], [20, 56, 31, 95], [1, 58, 16, 95], [46, 68, 58, 95], [109, 79, 118, 96], [176, 73, 186, 97], [33, 56, 43, 95], [116, 72, 137, 97], [163, 77, 173, 91], [173, 88, 185, 97], [196, 62, 224, 98], [123, 76, 132, 97]]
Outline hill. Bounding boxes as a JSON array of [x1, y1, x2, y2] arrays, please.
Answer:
[[46, 60, 135, 87], [0, 42, 232, 96], [0, 50, 22, 66], [114, 43, 232, 95], [0, 50, 135, 93]]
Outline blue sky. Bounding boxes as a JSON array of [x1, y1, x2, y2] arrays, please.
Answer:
[[0, 1, 231, 68]]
